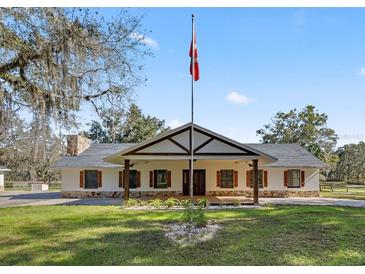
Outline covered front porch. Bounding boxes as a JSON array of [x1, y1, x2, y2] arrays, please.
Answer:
[[103, 124, 273, 204], [121, 158, 262, 204]]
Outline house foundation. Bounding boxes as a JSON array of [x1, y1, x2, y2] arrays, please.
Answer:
[[61, 190, 319, 199]]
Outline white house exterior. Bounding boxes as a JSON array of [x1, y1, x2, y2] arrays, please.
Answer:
[[54, 123, 326, 199]]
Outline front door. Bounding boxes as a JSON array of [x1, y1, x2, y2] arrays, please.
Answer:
[[183, 169, 206, 196]]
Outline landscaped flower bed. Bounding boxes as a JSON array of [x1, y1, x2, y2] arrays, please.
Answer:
[[123, 197, 185, 209], [122, 197, 258, 210]]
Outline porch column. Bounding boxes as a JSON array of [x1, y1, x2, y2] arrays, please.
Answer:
[[124, 159, 130, 201], [188, 159, 193, 199], [253, 159, 259, 204]]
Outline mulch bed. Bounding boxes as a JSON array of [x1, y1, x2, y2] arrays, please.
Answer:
[[164, 221, 222, 246]]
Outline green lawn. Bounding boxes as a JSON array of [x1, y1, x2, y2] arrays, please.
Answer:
[[321, 187, 365, 200], [0, 205, 364, 265]]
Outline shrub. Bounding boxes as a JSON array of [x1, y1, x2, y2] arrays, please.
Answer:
[[233, 199, 240, 207], [165, 197, 179, 208], [180, 199, 193, 208], [139, 200, 149, 207], [123, 198, 141, 208], [180, 203, 207, 227], [148, 198, 164, 208], [197, 197, 209, 208]]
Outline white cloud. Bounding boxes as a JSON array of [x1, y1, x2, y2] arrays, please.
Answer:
[[293, 9, 306, 32], [358, 67, 365, 76], [226, 92, 253, 105], [168, 119, 184, 129], [294, 10, 306, 26], [130, 32, 159, 50]]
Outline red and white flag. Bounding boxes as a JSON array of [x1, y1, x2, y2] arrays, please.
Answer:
[[189, 31, 199, 81]]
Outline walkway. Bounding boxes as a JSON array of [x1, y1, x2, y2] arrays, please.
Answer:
[[0, 191, 364, 208], [0, 191, 120, 208], [260, 197, 365, 208]]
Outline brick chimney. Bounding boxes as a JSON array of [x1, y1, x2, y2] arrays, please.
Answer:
[[66, 135, 91, 156]]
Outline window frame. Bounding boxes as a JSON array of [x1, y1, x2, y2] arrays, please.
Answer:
[[249, 170, 264, 189], [287, 169, 301, 188], [154, 169, 168, 189], [129, 170, 138, 189], [220, 169, 234, 188], [84, 170, 98, 189]]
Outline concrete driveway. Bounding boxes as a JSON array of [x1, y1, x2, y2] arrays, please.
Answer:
[[260, 197, 365, 208], [0, 191, 121, 208], [0, 191, 364, 208]]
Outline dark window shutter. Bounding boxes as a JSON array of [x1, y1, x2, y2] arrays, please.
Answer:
[[234, 171, 238, 187], [284, 170, 288, 187], [301, 170, 305, 187], [137, 171, 141, 188], [119, 171, 123, 188], [246, 170, 250, 187], [264, 171, 268, 187], [149, 171, 154, 188], [216, 170, 221, 187], [97, 171, 102, 188], [167, 171, 172, 187], [80, 171, 84, 188]]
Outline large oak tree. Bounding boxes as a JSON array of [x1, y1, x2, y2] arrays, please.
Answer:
[[256, 105, 338, 166], [0, 111, 64, 182], [0, 8, 150, 134], [330, 142, 365, 183], [84, 103, 170, 143]]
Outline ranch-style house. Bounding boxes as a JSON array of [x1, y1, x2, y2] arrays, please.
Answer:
[[54, 123, 327, 202]]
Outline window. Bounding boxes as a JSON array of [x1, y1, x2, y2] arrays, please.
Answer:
[[220, 170, 234, 188], [250, 170, 263, 188], [84, 170, 98, 189], [120, 170, 139, 188], [288, 169, 300, 188], [129, 170, 138, 189], [154, 170, 168, 188]]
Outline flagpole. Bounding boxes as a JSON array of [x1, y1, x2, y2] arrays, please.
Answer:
[[190, 14, 195, 200]]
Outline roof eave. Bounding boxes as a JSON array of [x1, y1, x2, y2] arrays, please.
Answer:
[[51, 164, 123, 169], [261, 164, 328, 169]]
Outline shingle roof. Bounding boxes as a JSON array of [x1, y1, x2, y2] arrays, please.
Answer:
[[54, 142, 327, 169], [245, 143, 327, 168], [53, 143, 136, 168]]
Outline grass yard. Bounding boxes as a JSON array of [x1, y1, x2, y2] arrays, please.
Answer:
[[320, 187, 365, 200], [0, 205, 364, 266]]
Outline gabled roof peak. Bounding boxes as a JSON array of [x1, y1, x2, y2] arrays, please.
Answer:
[[102, 122, 276, 162]]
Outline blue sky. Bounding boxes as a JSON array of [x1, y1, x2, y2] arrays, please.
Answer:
[[76, 8, 365, 146]]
